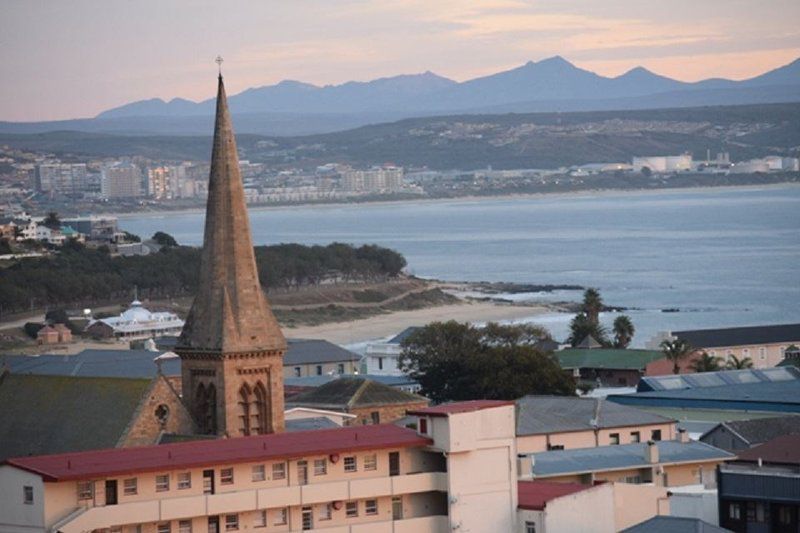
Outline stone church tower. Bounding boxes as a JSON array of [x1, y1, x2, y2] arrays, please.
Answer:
[[175, 73, 286, 436]]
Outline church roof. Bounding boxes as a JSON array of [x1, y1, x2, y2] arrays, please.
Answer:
[[287, 376, 428, 411], [177, 74, 284, 355], [0, 373, 152, 461]]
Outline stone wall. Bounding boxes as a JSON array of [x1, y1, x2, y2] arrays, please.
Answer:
[[348, 400, 429, 426], [120, 375, 196, 447]]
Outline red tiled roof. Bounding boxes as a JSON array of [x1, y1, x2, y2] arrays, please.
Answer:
[[736, 434, 800, 465], [407, 400, 513, 417], [517, 481, 594, 510], [4, 424, 432, 482]]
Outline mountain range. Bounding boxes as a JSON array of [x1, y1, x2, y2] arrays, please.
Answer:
[[3, 56, 799, 136]]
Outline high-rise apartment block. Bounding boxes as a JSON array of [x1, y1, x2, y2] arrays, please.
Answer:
[[101, 163, 144, 198]]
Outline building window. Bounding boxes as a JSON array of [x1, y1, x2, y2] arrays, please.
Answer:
[[378, 357, 384, 370], [178, 520, 192, 533], [23, 486, 33, 505], [274, 508, 288, 525], [337, 363, 345, 374], [302, 507, 313, 530], [418, 418, 428, 435], [778, 506, 792, 525], [392, 497, 403, 520], [747, 502, 767, 523], [254, 510, 267, 528], [525, 522, 536, 533], [365, 499, 378, 515], [371, 411, 380, 424], [729, 503, 742, 520], [623, 475, 642, 484], [177, 472, 191, 490], [609, 433, 620, 445], [123, 478, 137, 496], [294, 367, 301, 377], [346, 501, 358, 518], [344, 456, 357, 472], [319, 503, 332, 521], [221, 468, 234, 485], [252, 465, 266, 482], [630, 431, 641, 443], [78, 481, 94, 500], [157, 524, 170, 533], [225, 514, 239, 531], [651, 429, 662, 441], [364, 454, 377, 471], [547, 444, 565, 451], [314, 459, 327, 476], [156, 474, 170, 492], [272, 462, 286, 480], [759, 347, 767, 360], [316, 365, 323, 376]]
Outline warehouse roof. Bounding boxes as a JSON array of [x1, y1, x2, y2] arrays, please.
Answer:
[[528, 440, 733, 478], [701, 415, 800, 447], [637, 367, 800, 392], [672, 323, 800, 349], [516, 396, 673, 435]]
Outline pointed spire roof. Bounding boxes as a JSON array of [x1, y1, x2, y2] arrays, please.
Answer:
[[177, 74, 285, 354]]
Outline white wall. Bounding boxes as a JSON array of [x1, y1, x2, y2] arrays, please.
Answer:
[[0, 465, 45, 532]]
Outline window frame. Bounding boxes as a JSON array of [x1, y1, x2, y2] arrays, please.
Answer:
[[23, 485, 34, 505], [157, 523, 171, 533], [225, 514, 239, 531], [365, 499, 378, 515], [177, 472, 191, 490], [364, 454, 378, 471], [251, 464, 266, 482], [346, 501, 359, 518], [178, 520, 192, 533], [77, 480, 94, 500], [123, 477, 138, 496], [609, 433, 620, 445], [274, 508, 288, 526], [314, 458, 327, 476], [272, 462, 287, 480], [155, 474, 170, 492], [319, 503, 332, 521], [220, 467, 234, 485], [344, 456, 357, 473], [254, 510, 267, 528]]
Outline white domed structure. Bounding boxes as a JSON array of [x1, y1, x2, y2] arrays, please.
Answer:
[[85, 299, 184, 340]]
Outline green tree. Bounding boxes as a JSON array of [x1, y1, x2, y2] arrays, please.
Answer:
[[567, 312, 609, 347], [725, 355, 754, 370], [582, 288, 603, 325], [152, 231, 178, 247], [122, 231, 141, 243], [691, 352, 722, 373], [399, 321, 573, 403], [42, 211, 61, 230], [641, 166, 652, 177], [612, 315, 635, 348], [660, 338, 694, 374]]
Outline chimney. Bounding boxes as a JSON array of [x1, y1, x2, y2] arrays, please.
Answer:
[[677, 428, 690, 443], [645, 441, 659, 464]]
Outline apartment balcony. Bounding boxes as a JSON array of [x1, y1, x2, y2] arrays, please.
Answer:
[[300, 515, 450, 533], [51, 473, 448, 533]]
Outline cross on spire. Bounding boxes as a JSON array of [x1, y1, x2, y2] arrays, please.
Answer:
[[215, 55, 224, 76]]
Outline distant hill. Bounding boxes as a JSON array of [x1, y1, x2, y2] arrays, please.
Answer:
[[2, 102, 798, 170], [1, 57, 799, 137]]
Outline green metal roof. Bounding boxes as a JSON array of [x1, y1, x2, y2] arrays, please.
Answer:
[[0, 373, 152, 460], [555, 348, 664, 370]]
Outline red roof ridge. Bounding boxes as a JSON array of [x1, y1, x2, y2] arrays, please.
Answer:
[[408, 399, 514, 417], [517, 480, 595, 510], [5, 424, 432, 482]]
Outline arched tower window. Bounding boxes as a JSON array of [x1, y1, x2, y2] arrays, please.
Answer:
[[239, 384, 252, 436], [194, 382, 217, 435], [252, 381, 270, 435]]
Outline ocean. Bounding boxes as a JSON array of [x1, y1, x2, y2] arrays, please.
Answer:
[[118, 185, 800, 347]]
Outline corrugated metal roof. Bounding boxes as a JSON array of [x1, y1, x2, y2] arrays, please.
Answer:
[[621, 516, 732, 532], [286, 377, 428, 410], [408, 400, 513, 417], [529, 440, 733, 477], [5, 424, 431, 481], [515, 396, 673, 435], [284, 339, 361, 365], [673, 323, 800, 349], [3, 349, 178, 378], [736, 434, 800, 465], [637, 367, 800, 392], [708, 416, 800, 446]]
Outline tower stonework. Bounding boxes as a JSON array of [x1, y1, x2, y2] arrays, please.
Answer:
[[175, 74, 286, 437]]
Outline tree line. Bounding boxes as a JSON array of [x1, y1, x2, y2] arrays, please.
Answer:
[[0, 237, 406, 315]]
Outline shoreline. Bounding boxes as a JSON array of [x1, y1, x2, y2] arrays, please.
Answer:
[[109, 182, 800, 219], [281, 301, 553, 346]]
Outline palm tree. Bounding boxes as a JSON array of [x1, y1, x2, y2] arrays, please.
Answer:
[[582, 288, 603, 326], [725, 355, 754, 370], [612, 315, 635, 348], [691, 352, 722, 373], [567, 312, 609, 347], [660, 338, 694, 374]]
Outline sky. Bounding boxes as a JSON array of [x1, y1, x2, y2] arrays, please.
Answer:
[[2, 0, 799, 122]]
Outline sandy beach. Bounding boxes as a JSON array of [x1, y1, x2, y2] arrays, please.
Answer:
[[283, 301, 552, 345]]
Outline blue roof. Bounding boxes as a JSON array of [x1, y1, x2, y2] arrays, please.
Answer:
[[2, 349, 178, 378], [621, 516, 732, 533], [388, 327, 421, 344], [529, 440, 733, 478], [637, 367, 800, 392], [611, 369, 800, 414], [284, 417, 341, 432]]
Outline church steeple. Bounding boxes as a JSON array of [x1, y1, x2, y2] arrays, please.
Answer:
[[176, 70, 286, 436]]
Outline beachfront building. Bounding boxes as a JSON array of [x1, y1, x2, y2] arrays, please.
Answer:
[[364, 327, 419, 376], [515, 396, 677, 453], [85, 300, 184, 341], [283, 339, 361, 379], [0, 400, 518, 533], [647, 323, 800, 369], [519, 435, 733, 487], [554, 347, 694, 388]]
